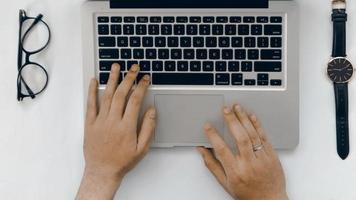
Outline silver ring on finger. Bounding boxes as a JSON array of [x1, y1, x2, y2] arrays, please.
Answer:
[[252, 143, 264, 152]]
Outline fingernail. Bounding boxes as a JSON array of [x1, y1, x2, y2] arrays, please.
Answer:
[[131, 64, 139, 72], [204, 123, 212, 130], [250, 114, 257, 122], [111, 63, 120, 71], [143, 75, 150, 81], [149, 108, 156, 119], [90, 78, 96, 84], [234, 104, 241, 112], [223, 106, 231, 114]]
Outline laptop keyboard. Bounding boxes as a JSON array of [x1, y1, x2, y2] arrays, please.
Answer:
[[96, 15, 284, 87]]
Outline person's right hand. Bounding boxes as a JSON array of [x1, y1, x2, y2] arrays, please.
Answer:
[[197, 104, 288, 200]]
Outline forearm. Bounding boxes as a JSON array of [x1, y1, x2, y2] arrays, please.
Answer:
[[76, 168, 123, 200]]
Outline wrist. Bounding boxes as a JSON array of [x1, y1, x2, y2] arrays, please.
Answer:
[[83, 166, 125, 184]]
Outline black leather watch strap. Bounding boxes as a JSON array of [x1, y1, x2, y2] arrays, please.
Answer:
[[334, 83, 349, 159], [332, 9, 347, 57]]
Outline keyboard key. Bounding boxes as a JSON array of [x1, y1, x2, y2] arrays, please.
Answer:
[[148, 25, 160, 35], [120, 49, 132, 59], [244, 79, 256, 85], [206, 37, 217, 47], [219, 37, 230, 47], [133, 49, 144, 59], [150, 16, 161, 23], [257, 73, 269, 85], [142, 37, 154, 47], [244, 37, 256, 47], [136, 24, 147, 35], [174, 25, 185, 35], [137, 17, 148, 23], [180, 37, 192, 47], [139, 61, 151, 71], [232, 74, 243, 85], [254, 61, 282, 72], [187, 25, 198, 35], [243, 16, 255, 23], [215, 61, 227, 71], [171, 49, 182, 59], [261, 49, 282, 60], [161, 25, 172, 35], [100, 61, 124, 71], [216, 17, 228, 23], [199, 25, 211, 35], [225, 25, 236, 35], [203, 61, 214, 71], [197, 49, 208, 59], [137, 73, 150, 83], [124, 17, 135, 23], [193, 37, 204, 47], [271, 79, 282, 86], [177, 16, 188, 23], [99, 37, 115, 47], [165, 61, 176, 71], [212, 25, 224, 35], [251, 25, 262, 35], [270, 16, 283, 23], [228, 62, 240, 72], [230, 16, 242, 23], [271, 37, 282, 47], [257, 37, 269, 47], [111, 25, 122, 35], [257, 16, 268, 23], [184, 49, 195, 59], [163, 16, 175, 23], [190, 16, 201, 23], [264, 25, 282, 35], [238, 25, 249, 35], [146, 49, 157, 59], [127, 61, 138, 70], [99, 49, 119, 59], [235, 49, 246, 59], [152, 73, 214, 85], [98, 25, 109, 35], [98, 16, 109, 23], [158, 49, 169, 59], [216, 73, 230, 85], [248, 49, 259, 60], [100, 73, 109, 84], [232, 37, 243, 47], [177, 61, 189, 71], [155, 37, 166, 47], [222, 49, 233, 59], [111, 17, 122, 23], [241, 61, 253, 71], [209, 49, 220, 59], [168, 37, 179, 47], [123, 25, 134, 35], [190, 61, 201, 71], [152, 61, 163, 71], [130, 37, 141, 47], [203, 17, 215, 23]]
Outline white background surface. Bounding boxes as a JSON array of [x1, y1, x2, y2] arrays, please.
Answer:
[[1, 0, 356, 199]]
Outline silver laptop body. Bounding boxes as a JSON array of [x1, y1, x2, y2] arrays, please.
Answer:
[[81, 0, 299, 149]]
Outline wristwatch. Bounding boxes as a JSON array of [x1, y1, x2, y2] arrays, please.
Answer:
[[327, 0, 354, 160]]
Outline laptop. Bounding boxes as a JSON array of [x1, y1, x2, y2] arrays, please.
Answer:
[[81, 0, 299, 149]]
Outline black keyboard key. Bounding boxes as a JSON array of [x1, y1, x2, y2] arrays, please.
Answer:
[[99, 49, 119, 59], [225, 25, 236, 35], [152, 61, 163, 71], [184, 49, 195, 59], [174, 25, 185, 35], [216, 17, 228, 23], [142, 37, 153, 47], [168, 37, 179, 47], [130, 37, 141, 47], [190, 61, 201, 71], [244, 37, 256, 48], [133, 49, 144, 59], [203, 61, 214, 71], [148, 25, 160, 35], [123, 25, 134, 35], [270, 79, 282, 86], [209, 49, 220, 59], [100, 73, 110, 84], [232, 37, 243, 47], [158, 49, 169, 59], [111, 25, 122, 35], [165, 61, 176, 71], [251, 25, 262, 35], [222, 49, 233, 59], [257, 16, 268, 23], [248, 49, 259, 60], [235, 49, 246, 59], [98, 16, 109, 23], [228, 62, 240, 72], [99, 37, 116, 47], [203, 17, 215, 23], [177, 61, 189, 71], [111, 17, 122, 23], [238, 25, 249, 35], [196, 49, 208, 59], [153, 73, 214, 85], [230, 16, 242, 23], [187, 25, 198, 35], [139, 61, 151, 71], [98, 25, 109, 35], [190, 16, 201, 23], [171, 49, 182, 59], [215, 61, 227, 71], [232, 74, 243, 85], [212, 25, 224, 35], [137, 73, 150, 83], [161, 25, 172, 35], [150, 16, 161, 23], [271, 37, 282, 47], [155, 37, 166, 47], [163, 16, 175, 23], [216, 73, 230, 85], [146, 49, 157, 59], [261, 49, 282, 60], [136, 24, 147, 35], [264, 25, 282, 35], [193, 37, 204, 47], [137, 17, 148, 23], [100, 61, 125, 71], [180, 37, 191, 47], [244, 79, 256, 86], [177, 16, 188, 23], [127, 61, 138, 70], [270, 16, 283, 23], [257, 37, 269, 48], [243, 16, 255, 23], [206, 37, 217, 47], [120, 49, 132, 59], [199, 25, 211, 35], [254, 61, 282, 72], [219, 37, 230, 47], [124, 17, 135, 23], [241, 61, 253, 71], [257, 73, 269, 86]]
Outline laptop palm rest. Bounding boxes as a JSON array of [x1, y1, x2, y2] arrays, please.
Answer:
[[154, 94, 224, 146]]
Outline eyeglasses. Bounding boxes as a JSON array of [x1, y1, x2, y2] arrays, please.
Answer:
[[17, 9, 51, 101]]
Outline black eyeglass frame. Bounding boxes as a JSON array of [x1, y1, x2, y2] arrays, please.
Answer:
[[17, 9, 51, 101]]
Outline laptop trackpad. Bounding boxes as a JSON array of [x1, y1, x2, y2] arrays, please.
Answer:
[[154, 94, 224, 145]]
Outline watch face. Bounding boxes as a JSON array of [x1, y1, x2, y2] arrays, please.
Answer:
[[327, 58, 354, 83]]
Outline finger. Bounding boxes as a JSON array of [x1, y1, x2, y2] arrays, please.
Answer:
[[85, 78, 98, 125], [137, 107, 156, 154], [222, 106, 255, 159], [204, 123, 235, 170], [98, 63, 120, 118], [249, 114, 274, 154], [110, 64, 140, 118], [197, 147, 227, 187], [123, 75, 150, 125]]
